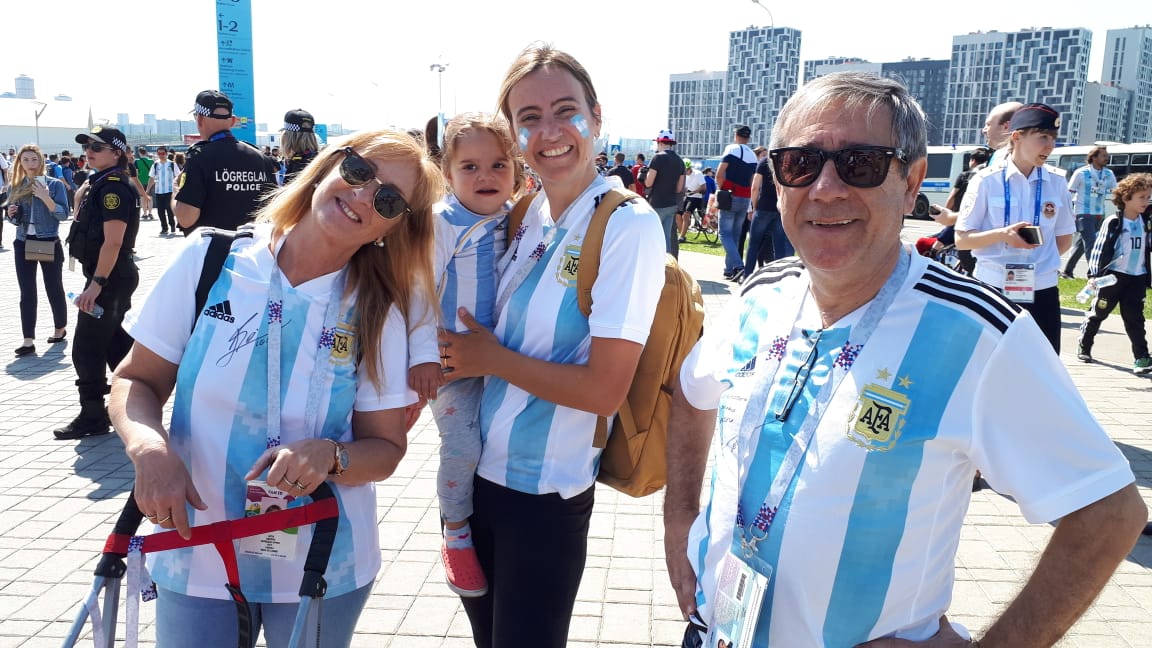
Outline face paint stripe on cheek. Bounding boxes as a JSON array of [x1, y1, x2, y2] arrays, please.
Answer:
[[571, 114, 589, 138], [518, 128, 530, 152]]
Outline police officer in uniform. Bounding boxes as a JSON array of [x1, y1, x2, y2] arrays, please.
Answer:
[[55, 126, 140, 440], [280, 108, 319, 185], [174, 90, 277, 235]]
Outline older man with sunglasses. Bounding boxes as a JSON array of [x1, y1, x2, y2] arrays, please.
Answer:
[[174, 90, 278, 235], [664, 72, 1145, 648]]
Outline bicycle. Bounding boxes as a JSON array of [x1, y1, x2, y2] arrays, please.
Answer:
[[684, 204, 717, 244]]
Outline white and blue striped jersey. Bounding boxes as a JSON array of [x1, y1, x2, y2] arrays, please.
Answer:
[[123, 224, 416, 602], [434, 194, 508, 332], [149, 159, 179, 194], [478, 176, 665, 498], [680, 254, 1134, 646], [956, 159, 1075, 290], [1067, 165, 1117, 216], [1114, 216, 1149, 276]]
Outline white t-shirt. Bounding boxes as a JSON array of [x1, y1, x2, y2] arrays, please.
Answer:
[[478, 175, 665, 498], [956, 159, 1075, 290], [123, 224, 416, 602], [679, 253, 1134, 646]]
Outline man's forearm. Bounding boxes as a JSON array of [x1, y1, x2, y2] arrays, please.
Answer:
[[664, 388, 716, 520], [978, 484, 1145, 647]]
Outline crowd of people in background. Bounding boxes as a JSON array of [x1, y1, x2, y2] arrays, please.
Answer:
[[2, 49, 1151, 647]]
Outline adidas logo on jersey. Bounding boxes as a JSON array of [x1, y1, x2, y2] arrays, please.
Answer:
[[203, 300, 236, 323], [735, 356, 757, 377]]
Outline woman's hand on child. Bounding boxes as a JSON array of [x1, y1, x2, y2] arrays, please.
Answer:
[[438, 308, 501, 380]]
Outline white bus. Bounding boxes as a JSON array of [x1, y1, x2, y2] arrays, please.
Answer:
[[1047, 143, 1152, 182], [911, 145, 986, 219]]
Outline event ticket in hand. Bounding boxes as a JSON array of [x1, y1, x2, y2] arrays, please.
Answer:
[[239, 480, 300, 561]]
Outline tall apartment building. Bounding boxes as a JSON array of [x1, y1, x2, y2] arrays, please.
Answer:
[[943, 27, 1092, 145], [807, 58, 950, 145], [668, 70, 727, 159], [15, 75, 34, 100], [803, 57, 867, 83], [725, 26, 802, 152], [1102, 26, 1152, 143], [1080, 82, 1133, 143]]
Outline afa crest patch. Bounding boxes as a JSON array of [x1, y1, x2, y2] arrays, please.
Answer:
[[556, 243, 581, 287], [330, 324, 357, 365], [847, 382, 910, 451], [103, 193, 121, 210]]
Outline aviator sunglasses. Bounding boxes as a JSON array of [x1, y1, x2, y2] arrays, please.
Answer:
[[338, 146, 412, 220], [81, 141, 115, 153], [769, 146, 908, 189]]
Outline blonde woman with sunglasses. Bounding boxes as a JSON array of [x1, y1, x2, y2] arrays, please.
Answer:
[[108, 130, 443, 647]]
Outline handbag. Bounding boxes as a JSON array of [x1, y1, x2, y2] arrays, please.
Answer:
[[716, 189, 733, 211], [24, 239, 57, 262]]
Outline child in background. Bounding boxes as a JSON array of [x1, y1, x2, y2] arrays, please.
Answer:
[[408, 113, 522, 597], [1076, 172, 1152, 373]]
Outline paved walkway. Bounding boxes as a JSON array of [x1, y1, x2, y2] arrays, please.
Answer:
[[0, 221, 1148, 647]]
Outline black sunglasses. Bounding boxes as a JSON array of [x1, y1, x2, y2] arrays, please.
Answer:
[[338, 147, 411, 220], [81, 141, 114, 153], [769, 146, 908, 189]]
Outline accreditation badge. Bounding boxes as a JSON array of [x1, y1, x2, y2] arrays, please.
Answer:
[[705, 551, 769, 648], [239, 481, 300, 561], [1003, 263, 1035, 304]]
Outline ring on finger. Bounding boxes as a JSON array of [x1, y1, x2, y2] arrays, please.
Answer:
[[290, 480, 307, 490], [156, 514, 172, 524]]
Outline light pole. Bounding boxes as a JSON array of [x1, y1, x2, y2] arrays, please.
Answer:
[[750, 0, 774, 29], [33, 101, 47, 146], [429, 60, 449, 116]]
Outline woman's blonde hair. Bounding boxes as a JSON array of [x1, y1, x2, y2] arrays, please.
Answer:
[[495, 43, 600, 131], [281, 130, 320, 159], [441, 112, 525, 199], [8, 144, 45, 203], [258, 129, 445, 390]]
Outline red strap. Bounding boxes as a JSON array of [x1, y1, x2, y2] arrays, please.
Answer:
[[101, 498, 339, 575]]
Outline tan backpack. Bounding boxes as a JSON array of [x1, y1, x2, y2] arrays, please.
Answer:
[[508, 188, 705, 496]]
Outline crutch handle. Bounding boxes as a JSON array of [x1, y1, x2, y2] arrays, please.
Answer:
[[298, 481, 338, 598], [93, 491, 147, 578]]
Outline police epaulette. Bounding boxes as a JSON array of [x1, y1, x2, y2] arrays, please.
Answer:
[[106, 175, 120, 182], [740, 257, 805, 294]]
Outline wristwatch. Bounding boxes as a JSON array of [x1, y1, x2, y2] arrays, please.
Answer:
[[92, 276, 108, 287], [327, 439, 349, 476]]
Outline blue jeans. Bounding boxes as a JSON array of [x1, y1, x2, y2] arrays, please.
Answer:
[[654, 204, 679, 257], [719, 196, 750, 275], [13, 238, 67, 339], [743, 210, 792, 274], [1064, 214, 1102, 275], [155, 583, 372, 648]]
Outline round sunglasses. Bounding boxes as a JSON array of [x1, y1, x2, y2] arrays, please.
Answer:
[[769, 146, 908, 189], [338, 147, 412, 220]]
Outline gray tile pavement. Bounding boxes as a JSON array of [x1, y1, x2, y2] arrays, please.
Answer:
[[0, 220, 1148, 647]]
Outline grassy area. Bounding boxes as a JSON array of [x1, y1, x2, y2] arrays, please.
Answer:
[[677, 234, 724, 257], [1057, 276, 1152, 318]]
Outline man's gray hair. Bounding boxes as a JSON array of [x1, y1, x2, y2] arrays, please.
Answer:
[[770, 72, 927, 176]]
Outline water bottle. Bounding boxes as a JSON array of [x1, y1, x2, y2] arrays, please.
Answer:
[[67, 292, 104, 318], [1075, 275, 1118, 304]]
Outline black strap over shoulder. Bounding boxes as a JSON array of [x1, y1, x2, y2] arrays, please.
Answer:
[[193, 226, 254, 332]]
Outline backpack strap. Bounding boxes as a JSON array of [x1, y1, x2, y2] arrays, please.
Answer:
[[193, 227, 254, 332], [574, 188, 640, 447], [576, 188, 640, 317], [506, 193, 534, 243]]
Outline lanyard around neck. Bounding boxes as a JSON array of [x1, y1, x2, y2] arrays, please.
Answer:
[[1002, 165, 1043, 228], [733, 249, 911, 556], [266, 244, 347, 449]]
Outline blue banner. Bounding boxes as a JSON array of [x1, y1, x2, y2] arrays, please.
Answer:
[[216, 0, 256, 144], [314, 124, 328, 146]]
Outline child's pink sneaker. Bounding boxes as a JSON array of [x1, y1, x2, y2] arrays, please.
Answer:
[[441, 540, 488, 597]]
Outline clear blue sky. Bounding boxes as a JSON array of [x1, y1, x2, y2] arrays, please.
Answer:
[[0, 0, 1130, 138]]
